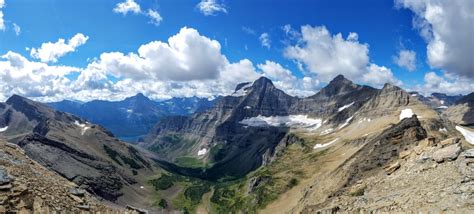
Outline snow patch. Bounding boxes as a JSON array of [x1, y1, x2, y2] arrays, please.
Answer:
[[126, 109, 133, 113], [240, 115, 322, 130], [436, 106, 448, 109], [320, 128, 334, 135], [439, 128, 447, 132], [399, 109, 414, 120], [338, 116, 353, 129], [358, 118, 371, 124], [338, 102, 354, 112], [197, 148, 208, 156], [231, 83, 252, 97], [314, 138, 339, 149], [411, 94, 418, 97], [0, 126, 8, 132], [456, 126, 474, 145], [244, 106, 252, 110], [74, 121, 89, 135]]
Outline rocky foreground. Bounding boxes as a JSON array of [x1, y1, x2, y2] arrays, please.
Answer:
[[0, 140, 146, 213]]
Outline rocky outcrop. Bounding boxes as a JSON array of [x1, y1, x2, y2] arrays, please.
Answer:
[[0, 140, 123, 213]]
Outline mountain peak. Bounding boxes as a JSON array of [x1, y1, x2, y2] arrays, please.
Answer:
[[250, 76, 275, 90]]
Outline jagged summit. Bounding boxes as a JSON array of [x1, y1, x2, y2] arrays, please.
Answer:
[[252, 76, 275, 89], [234, 82, 252, 92]]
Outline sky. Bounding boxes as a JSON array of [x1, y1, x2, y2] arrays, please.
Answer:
[[0, 0, 473, 102]]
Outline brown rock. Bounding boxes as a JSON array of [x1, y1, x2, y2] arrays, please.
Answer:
[[385, 161, 401, 175], [433, 144, 461, 163], [399, 150, 411, 159], [440, 138, 460, 148]]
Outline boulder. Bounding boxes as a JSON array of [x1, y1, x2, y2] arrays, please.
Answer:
[[399, 150, 411, 159], [433, 144, 461, 163]]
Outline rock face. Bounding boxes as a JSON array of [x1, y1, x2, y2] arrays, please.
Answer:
[[0, 95, 154, 204]]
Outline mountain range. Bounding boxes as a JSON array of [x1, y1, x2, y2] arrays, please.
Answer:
[[47, 94, 217, 142], [1, 74, 473, 213]]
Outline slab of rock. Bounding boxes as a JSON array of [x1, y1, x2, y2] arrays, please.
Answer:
[[68, 188, 86, 197], [463, 149, 474, 158], [440, 138, 460, 148], [433, 144, 461, 163], [384, 161, 401, 175], [399, 150, 411, 159]]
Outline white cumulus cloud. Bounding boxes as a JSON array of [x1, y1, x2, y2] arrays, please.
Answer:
[[12, 22, 20, 35], [113, 0, 141, 15], [393, 49, 416, 71], [396, 0, 474, 79], [30, 33, 89, 63], [284, 25, 401, 87], [197, 0, 227, 16]]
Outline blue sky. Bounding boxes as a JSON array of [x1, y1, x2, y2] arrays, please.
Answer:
[[0, 0, 472, 101]]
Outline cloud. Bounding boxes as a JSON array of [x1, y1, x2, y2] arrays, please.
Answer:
[[147, 9, 162, 26], [242, 26, 256, 35], [393, 49, 416, 71], [396, 0, 474, 79], [257, 60, 319, 97], [0, 51, 79, 101], [113, 0, 141, 15], [197, 0, 227, 16], [0, 27, 322, 102], [113, 0, 163, 27], [363, 64, 403, 87], [259, 33, 271, 49], [29, 33, 89, 63], [0, 0, 5, 31], [417, 71, 474, 95], [12, 22, 20, 35], [284, 25, 401, 87]]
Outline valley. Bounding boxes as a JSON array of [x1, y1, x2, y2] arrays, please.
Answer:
[[2, 75, 471, 213]]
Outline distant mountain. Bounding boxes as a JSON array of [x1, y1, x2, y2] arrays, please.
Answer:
[[0, 95, 156, 207], [409, 92, 463, 110], [47, 94, 217, 142], [444, 92, 474, 125], [143, 75, 436, 180]]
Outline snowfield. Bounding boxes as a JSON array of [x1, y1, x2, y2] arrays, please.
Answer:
[[231, 83, 252, 97], [456, 126, 474, 145], [197, 148, 208, 156], [399, 108, 414, 120], [0, 126, 8, 132], [240, 115, 322, 130], [338, 102, 354, 112], [314, 138, 339, 149]]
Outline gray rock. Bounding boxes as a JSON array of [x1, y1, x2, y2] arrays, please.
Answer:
[[463, 149, 474, 158], [433, 144, 461, 163], [0, 167, 13, 185], [69, 188, 86, 197]]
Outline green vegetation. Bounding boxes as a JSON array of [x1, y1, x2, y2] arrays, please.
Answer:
[[103, 144, 123, 166], [150, 174, 179, 190], [103, 145, 142, 169], [158, 199, 168, 208], [149, 134, 333, 213], [175, 156, 206, 168]]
